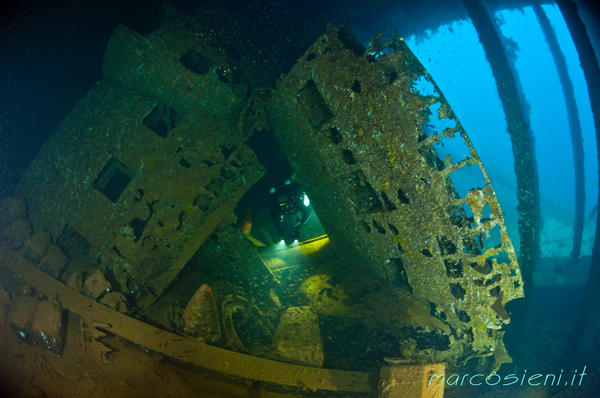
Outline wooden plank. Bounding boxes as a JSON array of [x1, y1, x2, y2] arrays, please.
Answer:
[[0, 246, 371, 394]]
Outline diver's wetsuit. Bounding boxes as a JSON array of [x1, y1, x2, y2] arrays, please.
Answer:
[[270, 181, 310, 243]]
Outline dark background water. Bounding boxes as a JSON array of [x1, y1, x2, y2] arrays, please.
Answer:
[[0, 0, 164, 200], [0, 0, 535, 200]]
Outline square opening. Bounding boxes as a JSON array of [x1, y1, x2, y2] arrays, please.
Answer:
[[179, 49, 214, 75], [343, 170, 383, 214], [297, 79, 333, 129], [448, 164, 487, 199], [143, 104, 180, 138], [93, 158, 133, 203]]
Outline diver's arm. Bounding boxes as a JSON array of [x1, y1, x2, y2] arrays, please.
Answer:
[[294, 198, 311, 227]]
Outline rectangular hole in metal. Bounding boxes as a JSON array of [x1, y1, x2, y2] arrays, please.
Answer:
[[448, 164, 487, 199], [93, 157, 134, 203], [482, 224, 502, 251], [297, 79, 333, 129], [179, 49, 214, 75], [461, 203, 477, 228], [433, 134, 470, 168], [422, 102, 457, 138], [143, 104, 181, 138], [343, 170, 383, 214]]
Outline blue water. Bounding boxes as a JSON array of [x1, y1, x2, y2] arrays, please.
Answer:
[[355, 3, 597, 264], [349, 3, 599, 396]]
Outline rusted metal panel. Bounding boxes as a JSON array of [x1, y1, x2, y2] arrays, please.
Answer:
[[16, 12, 265, 308], [269, 26, 524, 365], [102, 15, 247, 118]]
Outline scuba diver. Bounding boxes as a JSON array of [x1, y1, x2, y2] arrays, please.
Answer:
[[269, 180, 311, 244]]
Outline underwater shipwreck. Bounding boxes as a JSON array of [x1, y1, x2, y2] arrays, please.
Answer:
[[1, 1, 597, 396]]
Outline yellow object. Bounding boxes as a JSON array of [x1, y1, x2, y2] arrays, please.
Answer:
[[244, 233, 266, 247], [259, 235, 332, 276]]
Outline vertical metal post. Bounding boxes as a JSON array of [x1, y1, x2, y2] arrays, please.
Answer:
[[533, 4, 586, 266], [556, 0, 600, 357], [461, 0, 540, 296]]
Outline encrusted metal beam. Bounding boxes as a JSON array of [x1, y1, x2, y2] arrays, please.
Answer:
[[269, 25, 523, 367]]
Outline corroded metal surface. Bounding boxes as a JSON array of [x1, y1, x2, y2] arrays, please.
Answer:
[[269, 26, 524, 365], [16, 11, 264, 308], [103, 8, 248, 118]]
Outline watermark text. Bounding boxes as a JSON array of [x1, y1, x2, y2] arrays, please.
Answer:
[[429, 367, 587, 387]]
